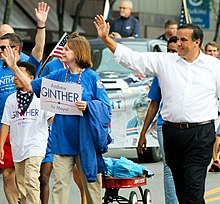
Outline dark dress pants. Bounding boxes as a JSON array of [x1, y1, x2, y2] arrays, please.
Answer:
[[162, 122, 215, 204]]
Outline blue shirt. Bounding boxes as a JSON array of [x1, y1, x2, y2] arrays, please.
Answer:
[[31, 68, 111, 155], [41, 58, 64, 77], [40, 58, 65, 162], [148, 76, 164, 126], [110, 16, 140, 38], [0, 54, 40, 127], [0, 52, 29, 66]]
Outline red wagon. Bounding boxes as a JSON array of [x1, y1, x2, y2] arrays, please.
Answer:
[[102, 175, 152, 204]]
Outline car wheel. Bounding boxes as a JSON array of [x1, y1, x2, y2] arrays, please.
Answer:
[[129, 191, 138, 204], [137, 147, 161, 163]]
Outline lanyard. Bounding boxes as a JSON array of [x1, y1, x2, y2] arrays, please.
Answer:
[[64, 69, 83, 84]]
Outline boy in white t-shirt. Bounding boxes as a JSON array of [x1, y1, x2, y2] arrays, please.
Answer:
[[0, 61, 54, 204]]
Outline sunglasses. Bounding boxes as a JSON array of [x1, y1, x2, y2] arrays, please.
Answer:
[[0, 45, 16, 51], [167, 48, 177, 53]]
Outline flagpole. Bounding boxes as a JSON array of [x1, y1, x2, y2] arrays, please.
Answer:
[[103, 0, 110, 20], [182, 0, 189, 23], [38, 56, 52, 77], [38, 32, 69, 77]]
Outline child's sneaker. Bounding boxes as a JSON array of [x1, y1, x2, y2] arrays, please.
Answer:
[[209, 161, 220, 172]]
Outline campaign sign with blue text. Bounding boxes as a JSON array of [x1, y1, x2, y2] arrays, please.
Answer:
[[187, 0, 210, 29], [41, 78, 82, 115]]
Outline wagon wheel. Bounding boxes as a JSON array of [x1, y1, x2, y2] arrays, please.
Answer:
[[129, 191, 138, 204], [143, 189, 152, 204]]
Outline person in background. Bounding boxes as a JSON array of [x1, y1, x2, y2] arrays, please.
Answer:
[[212, 122, 220, 171], [0, 61, 54, 204], [0, 24, 29, 66], [166, 36, 178, 53], [94, 15, 220, 204], [0, 2, 49, 203], [138, 36, 178, 204], [39, 123, 54, 204], [204, 41, 220, 172], [3, 32, 111, 204], [39, 57, 65, 204], [157, 19, 178, 41], [0, 24, 14, 37], [109, 0, 140, 39], [0, 13, 53, 204], [205, 41, 219, 58]]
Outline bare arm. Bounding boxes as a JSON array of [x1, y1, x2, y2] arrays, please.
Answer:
[[94, 15, 117, 53], [0, 124, 10, 164], [31, 2, 50, 62], [137, 100, 160, 154], [1, 46, 33, 91]]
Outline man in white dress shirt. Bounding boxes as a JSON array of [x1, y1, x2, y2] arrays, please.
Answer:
[[94, 15, 220, 204]]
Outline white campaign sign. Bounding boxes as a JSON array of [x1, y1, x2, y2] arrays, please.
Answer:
[[40, 78, 82, 115]]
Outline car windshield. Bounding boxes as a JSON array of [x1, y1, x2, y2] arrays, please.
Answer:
[[97, 48, 134, 73], [91, 44, 150, 74]]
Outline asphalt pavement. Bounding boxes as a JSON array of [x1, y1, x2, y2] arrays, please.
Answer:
[[0, 161, 220, 204]]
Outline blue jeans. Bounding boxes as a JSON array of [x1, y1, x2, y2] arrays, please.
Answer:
[[157, 125, 178, 204]]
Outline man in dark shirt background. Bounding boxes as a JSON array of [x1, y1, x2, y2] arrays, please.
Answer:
[[109, 0, 140, 39], [157, 19, 178, 41]]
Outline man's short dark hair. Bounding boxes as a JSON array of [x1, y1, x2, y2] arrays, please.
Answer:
[[17, 62, 36, 79], [0, 33, 23, 53], [178, 23, 203, 46], [165, 19, 177, 28]]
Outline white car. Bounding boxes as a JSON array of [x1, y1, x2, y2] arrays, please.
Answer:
[[89, 38, 167, 162]]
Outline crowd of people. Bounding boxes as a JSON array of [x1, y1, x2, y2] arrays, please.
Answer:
[[0, 0, 220, 204], [0, 2, 111, 204]]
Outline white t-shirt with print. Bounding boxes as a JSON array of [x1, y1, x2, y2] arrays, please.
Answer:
[[1, 92, 54, 162]]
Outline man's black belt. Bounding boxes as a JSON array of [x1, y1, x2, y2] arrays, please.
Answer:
[[164, 120, 214, 129]]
